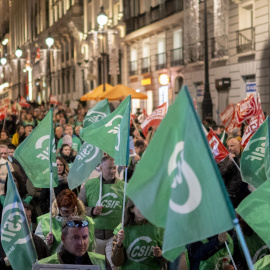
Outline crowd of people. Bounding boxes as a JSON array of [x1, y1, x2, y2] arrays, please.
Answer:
[[0, 102, 268, 270]]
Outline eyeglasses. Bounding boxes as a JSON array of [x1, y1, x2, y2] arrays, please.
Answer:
[[63, 220, 89, 229]]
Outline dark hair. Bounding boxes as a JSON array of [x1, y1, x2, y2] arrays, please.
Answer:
[[62, 216, 89, 238], [212, 125, 220, 132], [23, 202, 33, 212], [1, 130, 9, 137], [101, 155, 114, 164], [16, 125, 24, 133], [59, 144, 72, 156], [134, 140, 145, 148], [7, 144, 16, 150], [56, 156, 70, 175]]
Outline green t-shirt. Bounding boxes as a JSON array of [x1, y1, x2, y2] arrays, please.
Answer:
[[113, 223, 164, 270], [85, 178, 124, 230]]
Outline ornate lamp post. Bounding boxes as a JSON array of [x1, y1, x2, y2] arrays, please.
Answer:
[[15, 46, 22, 98], [97, 6, 108, 92], [45, 36, 54, 98], [202, 0, 213, 120]]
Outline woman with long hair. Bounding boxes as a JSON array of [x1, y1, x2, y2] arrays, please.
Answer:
[[39, 156, 70, 214]]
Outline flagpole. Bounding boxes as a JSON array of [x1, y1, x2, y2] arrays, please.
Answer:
[[98, 172, 102, 206], [225, 241, 237, 270], [187, 88, 255, 270], [121, 167, 128, 230], [50, 170, 53, 233], [121, 95, 131, 229]]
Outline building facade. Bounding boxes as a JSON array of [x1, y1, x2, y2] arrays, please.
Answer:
[[122, 0, 270, 120], [0, 0, 269, 119]]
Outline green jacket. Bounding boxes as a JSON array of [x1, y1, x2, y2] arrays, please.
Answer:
[[38, 251, 106, 270]]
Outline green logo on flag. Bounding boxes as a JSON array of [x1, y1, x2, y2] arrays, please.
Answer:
[[97, 193, 121, 216], [84, 110, 107, 125], [2, 203, 30, 245], [105, 115, 123, 151], [168, 141, 202, 214], [126, 236, 154, 262]]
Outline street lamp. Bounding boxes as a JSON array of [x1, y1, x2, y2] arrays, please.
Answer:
[[0, 57, 7, 66], [15, 46, 22, 98], [97, 6, 108, 92], [97, 6, 108, 27], [46, 37, 54, 99], [202, 0, 213, 120]]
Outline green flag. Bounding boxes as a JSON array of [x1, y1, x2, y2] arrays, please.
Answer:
[[80, 95, 131, 166], [1, 164, 38, 270], [126, 87, 234, 261], [14, 109, 58, 188], [237, 178, 270, 248], [68, 100, 111, 189], [83, 99, 111, 128], [240, 117, 268, 188]]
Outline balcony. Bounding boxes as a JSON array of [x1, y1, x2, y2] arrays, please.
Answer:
[[156, 52, 167, 70], [141, 57, 151, 73], [165, 0, 183, 17], [129, 60, 137, 76], [170, 48, 183, 67], [185, 43, 204, 64], [134, 13, 147, 30], [237, 27, 255, 54], [211, 35, 228, 59], [150, 5, 163, 23]]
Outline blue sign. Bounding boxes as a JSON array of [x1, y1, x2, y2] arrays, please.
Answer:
[[246, 82, 256, 93]]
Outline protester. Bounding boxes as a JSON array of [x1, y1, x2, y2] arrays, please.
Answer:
[[0, 130, 11, 145], [57, 124, 82, 152], [36, 190, 95, 254], [11, 125, 24, 147], [19, 124, 33, 144], [111, 199, 166, 269], [59, 143, 76, 167], [55, 126, 63, 146], [7, 144, 16, 159], [37, 217, 111, 269], [186, 232, 234, 270], [79, 155, 124, 270], [0, 202, 50, 269], [40, 156, 70, 214]]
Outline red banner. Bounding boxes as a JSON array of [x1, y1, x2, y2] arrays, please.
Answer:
[[207, 129, 229, 163], [220, 104, 241, 133], [236, 94, 258, 124], [241, 96, 265, 148], [141, 102, 167, 137], [19, 97, 30, 108]]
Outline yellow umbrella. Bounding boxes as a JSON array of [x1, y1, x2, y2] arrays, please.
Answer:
[[80, 83, 114, 101], [99, 84, 147, 100]]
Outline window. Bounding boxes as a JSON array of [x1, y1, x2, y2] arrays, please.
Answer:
[[159, 86, 168, 106], [239, 2, 253, 30], [173, 29, 182, 49]]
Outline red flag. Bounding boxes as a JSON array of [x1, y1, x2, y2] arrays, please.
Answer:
[[19, 97, 30, 108], [142, 108, 148, 118], [49, 94, 59, 105], [0, 107, 7, 120], [236, 94, 258, 124], [207, 129, 229, 163], [220, 104, 241, 133], [141, 102, 167, 137], [130, 113, 136, 126], [241, 96, 265, 148]]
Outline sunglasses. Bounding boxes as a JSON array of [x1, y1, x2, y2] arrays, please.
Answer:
[[63, 220, 89, 229]]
